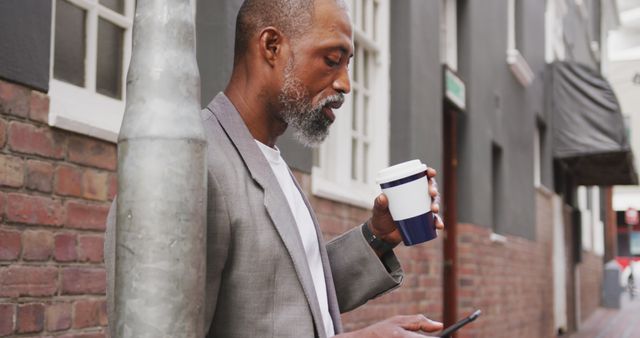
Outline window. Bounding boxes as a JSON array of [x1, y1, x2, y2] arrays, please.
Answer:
[[506, 0, 534, 86], [312, 0, 390, 208], [534, 119, 547, 187], [49, 0, 135, 142]]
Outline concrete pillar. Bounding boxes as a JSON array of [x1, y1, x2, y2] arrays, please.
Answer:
[[114, 0, 207, 336]]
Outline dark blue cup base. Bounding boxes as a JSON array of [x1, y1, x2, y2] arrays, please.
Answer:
[[396, 211, 437, 246]]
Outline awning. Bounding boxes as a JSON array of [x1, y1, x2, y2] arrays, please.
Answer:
[[550, 61, 638, 186]]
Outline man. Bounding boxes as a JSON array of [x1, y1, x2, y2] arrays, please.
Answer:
[[200, 0, 444, 337], [108, 0, 445, 336]]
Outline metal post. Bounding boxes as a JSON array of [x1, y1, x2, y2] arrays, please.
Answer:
[[114, 0, 206, 337]]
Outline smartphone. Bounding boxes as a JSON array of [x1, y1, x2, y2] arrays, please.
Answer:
[[437, 309, 481, 337]]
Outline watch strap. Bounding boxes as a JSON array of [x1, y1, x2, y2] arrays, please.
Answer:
[[361, 222, 396, 254]]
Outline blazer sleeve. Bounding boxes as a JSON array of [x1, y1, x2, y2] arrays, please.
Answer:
[[326, 224, 404, 313]]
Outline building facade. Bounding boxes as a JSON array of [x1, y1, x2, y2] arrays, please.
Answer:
[[0, 0, 634, 337]]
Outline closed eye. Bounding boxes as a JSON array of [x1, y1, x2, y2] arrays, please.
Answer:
[[325, 57, 340, 68]]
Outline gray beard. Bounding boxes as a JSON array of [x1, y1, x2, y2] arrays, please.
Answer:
[[278, 61, 343, 147]]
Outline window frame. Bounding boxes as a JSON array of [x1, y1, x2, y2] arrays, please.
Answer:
[[48, 0, 135, 143], [311, 0, 390, 208]]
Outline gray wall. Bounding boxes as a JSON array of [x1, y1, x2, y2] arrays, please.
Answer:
[[456, 0, 547, 239], [562, 0, 600, 69], [196, 0, 312, 172], [0, 0, 52, 92], [389, 0, 443, 176]]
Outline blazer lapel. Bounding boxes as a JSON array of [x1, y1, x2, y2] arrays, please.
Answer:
[[205, 93, 327, 337]]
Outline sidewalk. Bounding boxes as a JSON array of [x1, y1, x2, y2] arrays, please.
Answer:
[[569, 293, 640, 338]]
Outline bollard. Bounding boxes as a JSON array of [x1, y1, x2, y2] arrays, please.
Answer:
[[602, 260, 623, 309]]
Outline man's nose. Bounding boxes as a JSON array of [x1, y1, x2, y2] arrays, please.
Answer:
[[333, 66, 351, 94]]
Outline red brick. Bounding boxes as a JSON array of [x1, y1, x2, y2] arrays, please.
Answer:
[[82, 169, 109, 201], [29, 91, 50, 124], [73, 299, 107, 329], [6, 193, 64, 226], [78, 235, 104, 263], [0, 229, 21, 261], [55, 164, 83, 197], [16, 303, 44, 334], [26, 160, 54, 193], [65, 201, 109, 231], [22, 230, 54, 261], [68, 135, 116, 170], [107, 173, 117, 201], [61, 268, 106, 295], [0, 118, 7, 148], [54, 232, 77, 262], [0, 303, 15, 336], [0, 154, 24, 188], [0, 266, 58, 297], [0, 80, 29, 118], [46, 302, 71, 332], [8, 121, 65, 159]]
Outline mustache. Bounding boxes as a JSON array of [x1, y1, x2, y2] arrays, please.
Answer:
[[314, 93, 345, 111]]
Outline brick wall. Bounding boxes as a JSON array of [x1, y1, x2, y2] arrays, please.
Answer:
[[578, 251, 603, 323], [0, 80, 115, 337], [452, 188, 556, 338], [293, 171, 445, 332]]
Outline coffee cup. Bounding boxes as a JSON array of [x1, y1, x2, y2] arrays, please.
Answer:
[[376, 159, 436, 246]]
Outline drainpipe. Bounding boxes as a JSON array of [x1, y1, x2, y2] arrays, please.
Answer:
[[443, 106, 459, 334], [114, 0, 207, 337]]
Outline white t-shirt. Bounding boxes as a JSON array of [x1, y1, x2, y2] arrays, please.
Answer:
[[255, 140, 335, 337]]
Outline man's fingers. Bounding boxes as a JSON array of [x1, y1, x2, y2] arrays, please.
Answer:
[[426, 168, 437, 178], [435, 214, 445, 230], [391, 315, 444, 333], [374, 193, 389, 211], [431, 203, 440, 214]]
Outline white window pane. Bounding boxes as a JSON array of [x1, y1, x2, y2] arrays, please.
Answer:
[[351, 138, 358, 180], [353, 42, 360, 82], [358, 0, 365, 30], [352, 92, 358, 131], [97, 18, 124, 99], [363, 142, 369, 182], [373, 1, 379, 40], [100, 0, 125, 14], [364, 51, 370, 89], [54, 0, 86, 87], [363, 96, 369, 136]]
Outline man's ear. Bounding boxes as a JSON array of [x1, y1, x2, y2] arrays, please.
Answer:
[[258, 27, 285, 67]]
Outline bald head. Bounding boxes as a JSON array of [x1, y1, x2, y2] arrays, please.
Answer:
[[234, 0, 315, 60]]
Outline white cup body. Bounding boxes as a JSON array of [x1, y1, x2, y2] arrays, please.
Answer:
[[381, 175, 430, 221]]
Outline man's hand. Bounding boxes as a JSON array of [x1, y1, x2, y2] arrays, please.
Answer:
[[368, 168, 445, 249], [336, 315, 443, 338]]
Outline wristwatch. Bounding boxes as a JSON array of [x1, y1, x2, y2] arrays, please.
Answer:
[[361, 222, 396, 254]]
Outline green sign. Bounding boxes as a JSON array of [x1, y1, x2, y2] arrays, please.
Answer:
[[445, 68, 466, 110]]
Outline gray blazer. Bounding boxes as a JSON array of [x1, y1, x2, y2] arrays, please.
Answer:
[[106, 93, 403, 337]]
